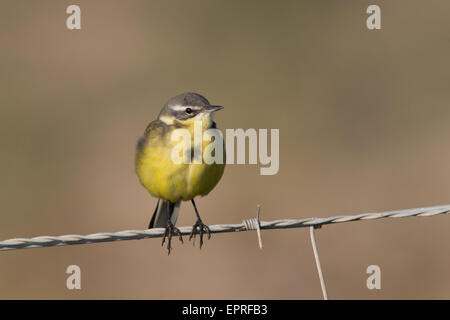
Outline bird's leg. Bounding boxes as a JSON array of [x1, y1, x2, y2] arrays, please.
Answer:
[[161, 221, 183, 255], [189, 199, 211, 249], [161, 202, 183, 255]]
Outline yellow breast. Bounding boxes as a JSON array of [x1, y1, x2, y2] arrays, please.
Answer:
[[136, 122, 225, 202]]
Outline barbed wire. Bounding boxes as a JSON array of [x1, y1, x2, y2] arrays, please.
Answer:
[[0, 204, 448, 251]]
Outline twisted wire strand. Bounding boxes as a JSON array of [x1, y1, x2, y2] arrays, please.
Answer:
[[0, 204, 448, 251]]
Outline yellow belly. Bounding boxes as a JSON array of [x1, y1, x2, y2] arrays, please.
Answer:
[[136, 136, 225, 202]]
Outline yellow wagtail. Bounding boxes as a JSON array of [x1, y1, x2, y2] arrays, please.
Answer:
[[135, 92, 225, 253]]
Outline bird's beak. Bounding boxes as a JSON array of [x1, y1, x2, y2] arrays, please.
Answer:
[[205, 105, 224, 112]]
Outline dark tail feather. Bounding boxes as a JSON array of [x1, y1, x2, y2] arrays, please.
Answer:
[[148, 200, 160, 228], [148, 199, 181, 228]]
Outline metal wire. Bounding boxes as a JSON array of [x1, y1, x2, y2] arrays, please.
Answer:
[[0, 204, 448, 251], [310, 226, 328, 300]]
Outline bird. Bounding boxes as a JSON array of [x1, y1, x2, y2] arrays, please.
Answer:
[[135, 92, 225, 254]]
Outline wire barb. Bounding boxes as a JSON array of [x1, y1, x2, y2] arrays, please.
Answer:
[[242, 205, 263, 249], [0, 204, 448, 251]]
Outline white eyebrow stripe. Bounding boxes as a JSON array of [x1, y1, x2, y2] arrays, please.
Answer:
[[171, 105, 202, 111]]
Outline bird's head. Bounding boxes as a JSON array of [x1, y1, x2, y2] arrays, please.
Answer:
[[158, 92, 223, 130]]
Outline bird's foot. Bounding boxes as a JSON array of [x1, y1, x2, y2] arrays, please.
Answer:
[[161, 222, 183, 255], [189, 218, 211, 249]]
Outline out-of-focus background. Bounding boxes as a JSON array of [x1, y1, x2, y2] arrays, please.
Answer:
[[0, 0, 449, 299]]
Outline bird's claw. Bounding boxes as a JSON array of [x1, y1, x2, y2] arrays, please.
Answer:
[[189, 219, 211, 249], [162, 222, 183, 255]]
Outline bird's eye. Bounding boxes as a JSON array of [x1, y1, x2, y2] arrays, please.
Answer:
[[185, 107, 192, 114]]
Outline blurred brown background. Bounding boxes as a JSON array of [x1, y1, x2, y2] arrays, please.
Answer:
[[0, 0, 449, 299]]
